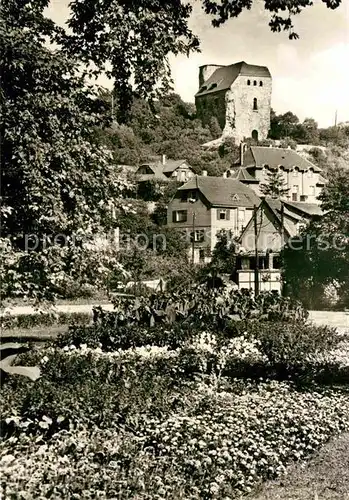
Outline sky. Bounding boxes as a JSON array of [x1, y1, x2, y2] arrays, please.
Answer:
[[47, 0, 349, 127]]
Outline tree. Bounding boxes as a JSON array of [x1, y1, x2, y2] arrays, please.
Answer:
[[202, 230, 238, 286], [0, 0, 133, 302], [283, 167, 349, 308], [269, 110, 299, 140], [260, 170, 290, 199]]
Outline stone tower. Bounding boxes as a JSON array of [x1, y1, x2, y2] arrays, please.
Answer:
[[195, 61, 272, 144]]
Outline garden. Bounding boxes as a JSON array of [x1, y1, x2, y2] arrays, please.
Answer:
[[1, 287, 349, 499]]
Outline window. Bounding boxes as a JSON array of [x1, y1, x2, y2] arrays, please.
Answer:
[[293, 169, 299, 177], [190, 230, 205, 242], [259, 81, 263, 86], [217, 209, 230, 220], [252, 129, 259, 141], [253, 98, 258, 110], [300, 195, 307, 201], [208, 83, 217, 90], [238, 208, 246, 230], [172, 210, 187, 223], [307, 169, 314, 178], [247, 79, 251, 85], [310, 185, 315, 196], [199, 249, 205, 262], [253, 80, 257, 86], [292, 185, 298, 201], [231, 193, 240, 201]]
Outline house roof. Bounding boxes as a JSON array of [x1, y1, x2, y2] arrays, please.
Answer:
[[284, 201, 323, 217], [245, 147, 322, 172], [178, 175, 260, 208], [137, 158, 192, 178], [162, 159, 188, 174], [226, 166, 259, 183], [195, 61, 271, 97], [264, 199, 298, 237], [137, 163, 168, 181]]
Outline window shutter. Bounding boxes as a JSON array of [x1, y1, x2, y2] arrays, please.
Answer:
[[216, 209, 220, 219], [226, 210, 230, 221], [172, 211, 177, 223]]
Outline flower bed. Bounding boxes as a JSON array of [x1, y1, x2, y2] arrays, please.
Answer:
[[1, 377, 349, 499], [1, 320, 349, 499]]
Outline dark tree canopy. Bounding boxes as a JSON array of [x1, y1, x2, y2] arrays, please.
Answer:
[[283, 167, 349, 308]]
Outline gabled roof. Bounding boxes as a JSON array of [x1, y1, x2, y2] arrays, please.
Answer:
[[195, 61, 271, 97], [136, 163, 168, 181], [178, 175, 260, 208], [136, 158, 193, 181], [226, 166, 259, 183], [245, 147, 322, 172], [263, 199, 297, 237], [162, 159, 188, 174]]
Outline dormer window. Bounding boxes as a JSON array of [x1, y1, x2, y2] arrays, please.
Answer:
[[259, 81, 263, 86], [231, 194, 240, 201], [247, 79, 251, 85], [208, 83, 217, 91], [253, 80, 257, 86], [293, 168, 299, 177], [253, 98, 258, 110]]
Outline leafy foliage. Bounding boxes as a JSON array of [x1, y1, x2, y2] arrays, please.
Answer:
[[283, 167, 349, 308]]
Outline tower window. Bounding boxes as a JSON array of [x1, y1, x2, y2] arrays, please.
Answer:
[[253, 98, 258, 110], [259, 81, 263, 86], [247, 79, 251, 85], [253, 80, 257, 86]]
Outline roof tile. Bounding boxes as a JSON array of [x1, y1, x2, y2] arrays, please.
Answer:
[[179, 176, 260, 208]]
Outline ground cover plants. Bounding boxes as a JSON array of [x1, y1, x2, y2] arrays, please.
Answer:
[[1, 288, 349, 499]]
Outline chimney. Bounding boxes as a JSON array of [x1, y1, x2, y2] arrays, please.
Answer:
[[162, 154, 166, 165], [240, 142, 245, 165], [202, 170, 208, 176]]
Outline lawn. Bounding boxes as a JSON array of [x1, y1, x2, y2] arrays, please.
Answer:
[[249, 431, 349, 499]]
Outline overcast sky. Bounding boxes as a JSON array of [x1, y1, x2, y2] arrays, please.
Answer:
[[47, 0, 349, 127]]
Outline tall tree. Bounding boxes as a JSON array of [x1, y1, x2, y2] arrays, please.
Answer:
[[0, 0, 132, 301], [260, 170, 290, 199]]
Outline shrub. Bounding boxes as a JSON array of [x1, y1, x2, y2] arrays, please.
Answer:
[[1, 311, 91, 330], [244, 321, 342, 378]]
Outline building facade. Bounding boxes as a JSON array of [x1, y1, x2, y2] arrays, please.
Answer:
[[195, 61, 272, 144], [224, 146, 326, 204], [167, 175, 260, 263], [236, 198, 323, 292]]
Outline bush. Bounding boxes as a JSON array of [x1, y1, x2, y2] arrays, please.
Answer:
[[1, 311, 91, 330], [244, 321, 342, 378]]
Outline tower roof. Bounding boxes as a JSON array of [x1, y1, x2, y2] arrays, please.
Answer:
[[195, 61, 271, 97]]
